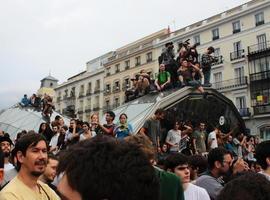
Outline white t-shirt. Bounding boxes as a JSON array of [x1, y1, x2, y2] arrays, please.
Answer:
[[49, 133, 59, 154], [166, 129, 181, 152], [4, 163, 14, 172], [185, 183, 210, 200], [208, 131, 218, 149]]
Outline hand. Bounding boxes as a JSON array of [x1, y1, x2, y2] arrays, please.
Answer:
[[233, 158, 249, 174]]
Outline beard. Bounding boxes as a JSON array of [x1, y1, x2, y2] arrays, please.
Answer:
[[31, 171, 44, 177], [3, 152, 10, 158]]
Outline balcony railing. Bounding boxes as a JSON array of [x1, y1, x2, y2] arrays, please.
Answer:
[[238, 108, 251, 117], [104, 88, 111, 95], [212, 76, 248, 91], [122, 83, 130, 91], [113, 85, 120, 93], [256, 20, 264, 27], [253, 104, 270, 115], [86, 90, 92, 96], [78, 92, 84, 98], [125, 65, 130, 70], [230, 49, 245, 61], [94, 88, 100, 94], [248, 41, 270, 55], [233, 29, 241, 34], [250, 70, 270, 82], [93, 105, 100, 111], [85, 106, 91, 113], [212, 36, 219, 41], [77, 107, 84, 114], [211, 55, 223, 66]]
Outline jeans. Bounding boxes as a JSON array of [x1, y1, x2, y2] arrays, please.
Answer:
[[203, 70, 211, 85]]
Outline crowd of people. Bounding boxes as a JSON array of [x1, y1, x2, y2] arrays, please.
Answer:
[[20, 93, 55, 119], [0, 108, 269, 200], [125, 41, 218, 102]]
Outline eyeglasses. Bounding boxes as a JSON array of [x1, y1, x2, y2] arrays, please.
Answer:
[[223, 160, 232, 166]]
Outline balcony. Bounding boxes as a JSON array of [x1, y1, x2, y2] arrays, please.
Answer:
[[104, 88, 111, 96], [103, 105, 113, 112], [112, 103, 120, 109], [93, 105, 100, 111], [250, 70, 270, 82], [238, 108, 251, 117], [256, 20, 264, 27], [146, 58, 152, 63], [212, 36, 219, 41], [125, 65, 130, 70], [233, 29, 241, 34], [212, 76, 248, 91], [77, 107, 84, 114], [248, 41, 270, 60], [106, 72, 111, 77], [94, 88, 100, 94], [253, 104, 270, 115], [115, 69, 120, 73], [113, 85, 120, 93], [64, 96, 75, 107], [211, 56, 223, 66], [78, 92, 85, 98], [86, 90, 92, 96], [85, 106, 91, 113], [230, 49, 245, 61], [122, 82, 130, 91]]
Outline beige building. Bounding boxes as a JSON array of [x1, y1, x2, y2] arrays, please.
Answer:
[[102, 29, 169, 111], [54, 0, 270, 139], [54, 52, 113, 121], [154, 0, 270, 138]]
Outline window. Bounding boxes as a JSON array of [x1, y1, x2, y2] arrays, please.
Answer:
[[105, 100, 110, 109], [257, 34, 267, 50], [234, 67, 245, 84], [115, 64, 120, 73], [260, 126, 270, 140], [95, 80, 100, 91], [212, 28, 219, 40], [105, 84, 111, 93], [255, 12, 264, 26], [236, 96, 246, 109], [114, 81, 120, 92], [214, 48, 220, 57], [125, 60, 130, 70], [232, 21, 241, 34], [213, 72, 222, 83], [87, 82, 92, 94], [193, 35, 200, 45], [114, 97, 120, 107], [146, 52, 152, 62], [135, 56, 141, 66], [106, 67, 111, 76], [50, 82, 53, 87]]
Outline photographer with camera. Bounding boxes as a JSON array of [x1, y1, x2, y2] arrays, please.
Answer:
[[201, 46, 216, 87], [114, 113, 133, 139]]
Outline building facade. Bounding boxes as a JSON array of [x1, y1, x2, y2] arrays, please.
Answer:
[[54, 52, 113, 120], [54, 0, 270, 139]]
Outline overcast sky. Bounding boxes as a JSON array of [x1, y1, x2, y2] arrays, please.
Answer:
[[0, 0, 250, 109]]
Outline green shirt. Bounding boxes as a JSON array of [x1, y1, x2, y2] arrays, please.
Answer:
[[157, 71, 170, 85], [154, 166, 185, 200]]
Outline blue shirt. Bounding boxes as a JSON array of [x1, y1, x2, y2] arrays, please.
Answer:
[[114, 123, 133, 139]]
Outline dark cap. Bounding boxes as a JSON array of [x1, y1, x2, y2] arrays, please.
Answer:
[[106, 111, 116, 120], [165, 42, 173, 47], [0, 135, 14, 145]]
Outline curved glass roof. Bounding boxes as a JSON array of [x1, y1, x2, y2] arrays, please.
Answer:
[[0, 104, 69, 139], [108, 87, 246, 134]]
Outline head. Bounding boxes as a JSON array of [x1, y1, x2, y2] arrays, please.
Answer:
[[23, 94, 27, 98], [217, 172, 270, 200], [247, 136, 255, 145], [227, 135, 233, 142], [57, 135, 159, 200], [207, 46, 215, 54], [164, 153, 190, 184], [173, 121, 180, 130], [208, 147, 233, 176], [154, 109, 165, 120], [69, 119, 76, 129], [0, 148, 4, 184], [188, 154, 208, 180], [0, 136, 13, 158], [237, 132, 245, 141], [82, 122, 90, 132], [161, 143, 168, 153], [15, 133, 48, 177], [255, 140, 270, 171], [60, 125, 68, 134], [52, 125, 59, 134], [38, 123, 47, 133], [42, 153, 59, 183], [90, 113, 99, 124], [105, 111, 115, 123], [199, 122, 206, 131], [119, 113, 128, 124], [159, 64, 165, 72], [181, 60, 188, 67]]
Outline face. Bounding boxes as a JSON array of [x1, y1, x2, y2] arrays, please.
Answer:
[[199, 123, 205, 131], [228, 135, 233, 142], [159, 64, 165, 71], [174, 122, 180, 130], [17, 140, 48, 177], [58, 174, 82, 200], [52, 126, 58, 134], [162, 144, 168, 152], [182, 61, 188, 67], [219, 154, 233, 175], [1, 141, 11, 156], [82, 124, 89, 132], [41, 123, 47, 131], [105, 113, 113, 123], [157, 113, 165, 120], [91, 114, 98, 123], [59, 118, 64, 126], [70, 120, 75, 128], [174, 164, 190, 184], [119, 115, 127, 124], [43, 158, 59, 182]]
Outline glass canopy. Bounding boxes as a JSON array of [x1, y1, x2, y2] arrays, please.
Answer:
[[0, 104, 70, 139]]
